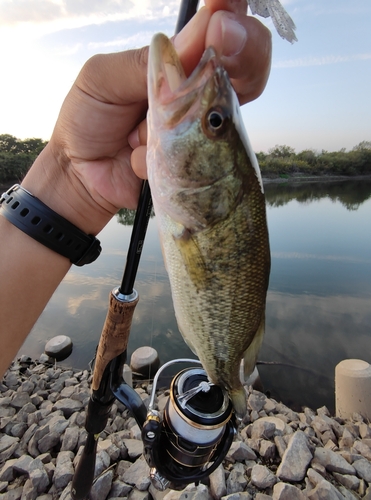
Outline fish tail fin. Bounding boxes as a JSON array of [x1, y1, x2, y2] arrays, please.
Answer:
[[243, 314, 265, 379], [230, 386, 247, 420]]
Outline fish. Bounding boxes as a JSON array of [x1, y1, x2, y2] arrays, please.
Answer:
[[146, 33, 271, 419]]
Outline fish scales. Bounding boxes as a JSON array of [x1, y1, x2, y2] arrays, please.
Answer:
[[147, 33, 270, 418]]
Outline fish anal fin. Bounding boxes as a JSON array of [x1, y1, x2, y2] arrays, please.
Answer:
[[230, 387, 247, 420], [243, 314, 265, 380]]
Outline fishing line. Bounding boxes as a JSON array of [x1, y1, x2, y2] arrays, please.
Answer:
[[149, 259, 157, 350]]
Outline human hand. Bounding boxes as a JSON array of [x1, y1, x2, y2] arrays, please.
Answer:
[[22, 0, 271, 236]]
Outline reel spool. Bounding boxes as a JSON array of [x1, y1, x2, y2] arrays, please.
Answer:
[[142, 360, 236, 490]]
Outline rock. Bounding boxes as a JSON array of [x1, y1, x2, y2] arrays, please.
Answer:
[[314, 448, 356, 475], [90, 470, 114, 500], [38, 431, 61, 453], [53, 398, 83, 417], [179, 483, 212, 500], [122, 457, 150, 491], [44, 335, 73, 361], [109, 479, 132, 498], [332, 472, 360, 490], [128, 489, 151, 500], [29, 465, 50, 494], [251, 420, 276, 440], [251, 465, 277, 489], [94, 450, 111, 477], [272, 483, 306, 500], [248, 392, 266, 412], [260, 440, 276, 460], [221, 494, 252, 500], [226, 468, 247, 495], [123, 438, 143, 460], [209, 464, 227, 499], [0, 435, 19, 453], [0, 459, 17, 481], [306, 479, 344, 500], [54, 451, 74, 490], [130, 346, 160, 378], [10, 392, 32, 409], [276, 431, 313, 482], [226, 441, 256, 461], [352, 457, 371, 482], [61, 426, 79, 452]]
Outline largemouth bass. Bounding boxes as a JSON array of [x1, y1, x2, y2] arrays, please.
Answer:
[[147, 33, 271, 419]]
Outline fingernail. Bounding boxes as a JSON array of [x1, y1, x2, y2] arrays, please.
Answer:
[[221, 15, 247, 57], [128, 128, 140, 149]]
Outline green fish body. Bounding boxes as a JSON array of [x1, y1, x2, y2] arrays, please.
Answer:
[[147, 33, 270, 418]]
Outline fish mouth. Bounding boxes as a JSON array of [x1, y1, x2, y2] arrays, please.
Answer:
[[148, 33, 221, 124]]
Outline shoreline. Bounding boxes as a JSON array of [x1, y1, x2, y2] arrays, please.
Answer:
[[262, 174, 371, 185], [1, 357, 371, 499], [2, 174, 371, 194]]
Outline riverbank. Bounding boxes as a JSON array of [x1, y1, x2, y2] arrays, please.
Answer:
[[2, 174, 371, 195], [262, 174, 371, 185], [1, 358, 371, 500]]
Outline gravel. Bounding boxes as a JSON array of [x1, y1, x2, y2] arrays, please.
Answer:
[[1, 357, 371, 499]]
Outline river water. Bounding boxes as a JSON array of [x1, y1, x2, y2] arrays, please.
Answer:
[[18, 179, 371, 413]]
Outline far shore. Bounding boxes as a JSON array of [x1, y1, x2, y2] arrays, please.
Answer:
[[2, 174, 371, 194]]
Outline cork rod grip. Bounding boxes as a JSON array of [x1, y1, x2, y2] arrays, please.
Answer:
[[91, 291, 139, 390]]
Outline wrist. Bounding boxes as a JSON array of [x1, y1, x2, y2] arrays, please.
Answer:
[[21, 142, 114, 236]]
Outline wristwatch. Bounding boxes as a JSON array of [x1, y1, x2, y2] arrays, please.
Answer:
[[0, 184, 101, 266]]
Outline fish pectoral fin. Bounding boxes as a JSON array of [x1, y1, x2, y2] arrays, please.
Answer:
[[173, 229, 208, 287], [243, 314, 265, 380]]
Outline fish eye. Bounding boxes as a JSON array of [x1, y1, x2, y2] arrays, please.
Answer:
[[207, 110, 224, 130]]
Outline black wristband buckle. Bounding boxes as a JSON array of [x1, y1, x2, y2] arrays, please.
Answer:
[[0, 184, 102, 266]]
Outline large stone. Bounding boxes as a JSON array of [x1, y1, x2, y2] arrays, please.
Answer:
[[273, 483, 306, 500], [122, 457, 150, 491], [276, 431, 312, 482], [54, 451, 74, 490], [251, 465, 277, 489], [314, 448, 356, 475], [123, 438, 143, 460], [90, 470, 114, 500], [130, 346, 160, 378], [226, 468, 247, 495], [306, 480, 344, 500], [226, 441, 256, 461], [209, 464, 227, 499], [53, 398, 83, 417], [352, 458, 371, 482], [251, 420, 276, 440], [44, 335, 73, 361]]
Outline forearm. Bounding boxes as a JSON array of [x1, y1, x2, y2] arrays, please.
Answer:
[[0, 144, 110, 377], [0, 216, 71, 377]]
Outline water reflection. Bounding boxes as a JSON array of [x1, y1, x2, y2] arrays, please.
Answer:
[[19, 179, 371, 413]]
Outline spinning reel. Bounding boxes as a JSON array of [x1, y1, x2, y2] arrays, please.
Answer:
[[139, 359, 236, 490]]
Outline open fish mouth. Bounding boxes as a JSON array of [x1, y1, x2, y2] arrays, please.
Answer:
[[148, 33, 224, 125]]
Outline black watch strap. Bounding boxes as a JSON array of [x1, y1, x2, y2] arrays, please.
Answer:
[[0, 184, 101, 266]]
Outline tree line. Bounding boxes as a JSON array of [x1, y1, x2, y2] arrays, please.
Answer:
[[1, 134, 371, 185], [257, 142, 371, 178], [0, 134, 48, 184]]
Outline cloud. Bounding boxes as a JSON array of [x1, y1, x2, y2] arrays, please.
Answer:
[[0, 0, 180, 26], [88, 32, 155, 51], [273, 53, 371, 68]]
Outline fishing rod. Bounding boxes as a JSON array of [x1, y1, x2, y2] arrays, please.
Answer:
[[71, 2, 207, 498]]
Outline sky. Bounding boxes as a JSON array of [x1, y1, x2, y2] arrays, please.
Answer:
[[0, 0, 370, 154]]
